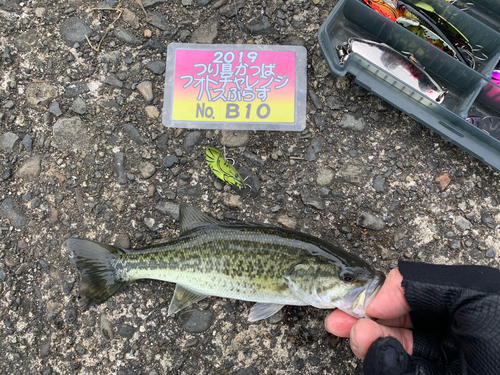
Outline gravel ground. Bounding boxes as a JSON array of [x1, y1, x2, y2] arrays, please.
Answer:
[[1, 0, 499, 374]]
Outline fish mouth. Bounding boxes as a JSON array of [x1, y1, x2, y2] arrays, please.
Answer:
[[342, 270, 385, 319]]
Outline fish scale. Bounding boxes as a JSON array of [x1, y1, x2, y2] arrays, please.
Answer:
[[67, 204, 385, 322]]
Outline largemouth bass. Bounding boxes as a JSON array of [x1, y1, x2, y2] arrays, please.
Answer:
[[67, 204, 385, 321]]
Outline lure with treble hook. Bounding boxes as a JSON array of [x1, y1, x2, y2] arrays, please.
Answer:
[[206, 146, 246, 189], [412, 2, 475, 68], [360, 0, 471, 67]]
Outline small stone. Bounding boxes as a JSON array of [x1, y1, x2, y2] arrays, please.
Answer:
[[455, 216, 471, 231], [283, 35, 306, 46], [308, 90, 322, 110], [136, 81, 154, 102], [52, 117, 91, 151], [481, 211, 496, 229], [46, 300, 63, 319], [0, 132, 20, 152], [114, 27, 141, 44], [122, 8, 139, 29], [142, 0, 168, 6], [486, 247, 498, 258], [71, 98, 87, 114], [155, 201, 180, 219], [224, 194, 242, 208], [140, 162, 156, 179], [115, 233, 130, 249], [2, 169, 12, 180], [122, 124, 145, 144], [146, 60, 165, 75], [219, 0, 244, 17], [65, 82, 89, 98], [115, 152, 127, 184], [35, 7, 46, 17], [190, 15, 219, 43], [156, 133, 169, 152], [75, 344, 86, 355], [4, 100, 14, 109], [101, 50, 121, 64], [301, 191, 325, 210], [100, 314, 114, 341], [183, 131, 202, 152], [22, 135, 32, 151], [148, 11, 170, 31], [357, 212, 385, 231], [339, 113, 366, 131], [435, 173, 451, 191], [317, 168, 334, 186], [277, 215, 296, 229], [144, 29, 152, 37], [243, 152, 264, 167], [60, 17, 92, 45], [0, 198, 27, 229], [326, 96, 343, 110], [246, 16, 275, 35], [312, 58, 330, 78], [449, 240, 461, 250], [304, 136, 325, 161], [178, 309, 215, 333], [163, 155, 179, 168], [339, 162, 367, 185], [49, 101, 63, 117], [221, 130, 249, 147], [373, 175, 386, 193], [145, 106, 160, 118], [104, 75, 123, 88], [40, 337, 51, 358], [118, 324, 135, 338]]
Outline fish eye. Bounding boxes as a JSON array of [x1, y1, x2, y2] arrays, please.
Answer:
[[399, 4, 406, 12], [340, 269, 357, 283]]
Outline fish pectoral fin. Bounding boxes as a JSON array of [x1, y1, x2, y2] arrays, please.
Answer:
[[179, 204, 219, 235], [248, 303, 285, 322], [167, 284, 209, 316]]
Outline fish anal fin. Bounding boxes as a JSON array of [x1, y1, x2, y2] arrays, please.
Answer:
[[248, 303, 285, 322], [179, 204, 219, 235], [167, 284, 208, 316]]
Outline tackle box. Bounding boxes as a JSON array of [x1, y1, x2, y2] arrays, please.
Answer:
[[318, 0, 500, 172]]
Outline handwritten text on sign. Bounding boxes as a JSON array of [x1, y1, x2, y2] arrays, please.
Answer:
[[172, 49, 296, 123]]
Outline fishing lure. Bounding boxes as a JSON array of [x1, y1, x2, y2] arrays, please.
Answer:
[[360, 0, 471, 66], [361, 0, 401, 21], [206, 146, 246, 189], [413, 2, 475, 67], [467, 116, 500, 141], [493, 70, 500, 85], [336, 38, 448, 103]]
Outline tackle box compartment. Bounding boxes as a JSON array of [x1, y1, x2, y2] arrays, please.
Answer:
[[318, 0, 500, 172]]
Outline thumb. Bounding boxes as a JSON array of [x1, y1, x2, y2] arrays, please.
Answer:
[[363, 337, 444, 375]]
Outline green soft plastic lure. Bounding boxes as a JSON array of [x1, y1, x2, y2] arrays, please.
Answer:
[[206, 146, 246, 189]]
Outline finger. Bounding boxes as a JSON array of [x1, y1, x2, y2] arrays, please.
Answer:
[[350, 319, 413, 359], [366, 267, 411, 320], [375, 313, 413, 329], [325, 309, 358, 337]]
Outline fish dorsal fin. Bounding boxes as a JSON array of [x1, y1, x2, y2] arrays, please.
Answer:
[[248, 303, 285, 322], [167, 284, 209, 316], [179, 204, 219, 235]]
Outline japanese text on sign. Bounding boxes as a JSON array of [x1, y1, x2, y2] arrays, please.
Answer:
[[172, 49, 296, 123]]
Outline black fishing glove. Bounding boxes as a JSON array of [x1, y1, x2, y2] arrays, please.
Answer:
[[363, 260, 500, 375]]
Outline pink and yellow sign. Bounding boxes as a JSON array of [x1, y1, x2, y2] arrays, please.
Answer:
[[163, 44, 307, 131]]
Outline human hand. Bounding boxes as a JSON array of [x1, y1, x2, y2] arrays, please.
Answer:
[[325, 260, 500, 375]]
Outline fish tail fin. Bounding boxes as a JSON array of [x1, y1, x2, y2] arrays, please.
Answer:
[[66, 238, 131, 308]]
